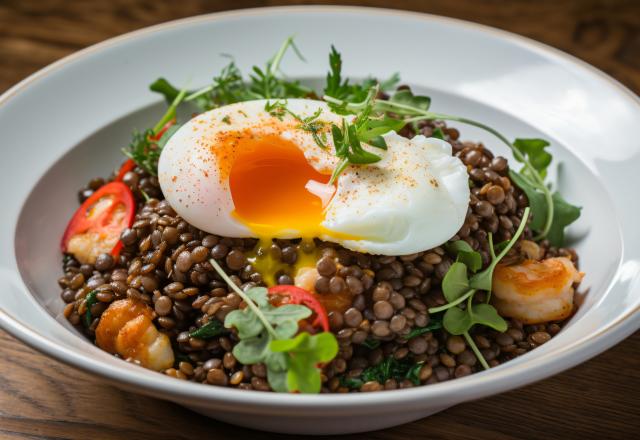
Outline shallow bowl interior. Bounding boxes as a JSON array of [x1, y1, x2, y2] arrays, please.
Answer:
[[1, 6, 639, 435]]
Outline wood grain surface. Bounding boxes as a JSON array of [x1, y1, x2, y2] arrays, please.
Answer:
[[1, 1, 639, 439]]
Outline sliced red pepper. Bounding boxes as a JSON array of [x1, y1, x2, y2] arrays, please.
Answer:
[[61, 181, 135, 261], [114, 159, 136, 182], [268, 285, 330, 332], [148, 118, 176, 142]]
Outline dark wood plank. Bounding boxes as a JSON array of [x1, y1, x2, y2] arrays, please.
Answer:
[[1, 1, 638, 439]]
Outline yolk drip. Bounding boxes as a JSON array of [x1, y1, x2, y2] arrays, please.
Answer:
[[247, 238, 321, 286], [224, 132, 357, 285], [229, 134, 330, 238]]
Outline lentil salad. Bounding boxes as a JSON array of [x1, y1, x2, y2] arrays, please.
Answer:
[[58, 39, 582, 393]]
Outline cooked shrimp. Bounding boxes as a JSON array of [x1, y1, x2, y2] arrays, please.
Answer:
[[95, 299, 174, 371], [492, 257, 584, 324]]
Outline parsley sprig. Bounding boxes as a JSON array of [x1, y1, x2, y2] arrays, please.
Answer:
[[209, 258, 338, 393]]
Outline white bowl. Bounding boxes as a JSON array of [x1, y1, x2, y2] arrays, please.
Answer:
[[1, 6, 639, 435]]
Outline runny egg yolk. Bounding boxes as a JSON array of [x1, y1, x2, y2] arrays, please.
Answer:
[[228, 134, 333, 286], [229, 134, 330, 238]]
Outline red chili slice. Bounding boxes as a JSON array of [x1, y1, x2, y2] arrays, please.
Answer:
[[61, 181, 135, 261], [114, 159, 136, 182], [148, 118, 176, 142], [268, 285, 330, 332]]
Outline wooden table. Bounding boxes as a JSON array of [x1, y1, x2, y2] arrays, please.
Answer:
[[1, 1, 638, 439]]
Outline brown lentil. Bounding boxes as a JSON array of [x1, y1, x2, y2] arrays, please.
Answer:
[[60, 113, 577, 394]]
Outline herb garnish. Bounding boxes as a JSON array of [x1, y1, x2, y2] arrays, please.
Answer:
[[341, 356, 423, 389], [141, 39, 579, 245], [189, 320, 226, 339], [83, 290, 99, 328], [321, 47, 579, 244], [360, 338, 382, 350], [403, 314, 443, 340], [428, 207, 530, 370], [122, 87, 187, 175], [155, 37, 311, 112], [209, 258, 338, 393], [264, 100, 328, 149]]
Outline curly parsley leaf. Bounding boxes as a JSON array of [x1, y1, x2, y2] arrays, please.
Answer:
[[123, 129, 158, 176], [324, 45, 349, 100], [270, 332, 338, 394]]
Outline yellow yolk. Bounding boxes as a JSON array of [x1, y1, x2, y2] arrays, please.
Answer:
[[247, 238, 322, 286], [227, 134, 349, 286], [229, 134, 330, 238]]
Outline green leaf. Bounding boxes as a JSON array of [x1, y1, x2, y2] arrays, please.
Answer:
[[357, 117, 405, 144], [189, 320, 225, 339], [341, 356, 424, 389], [149, 77, 180, 104], [442, 262, 470, 302], [266, 365, 288, 393], [446, 240, 482, 273], [246, 287, 269, 307], [404, 363, 423, 385], [324, 45, 349, 100], [368, 135, 387, 149], [156, 124, 180, 149], [389, 89, 431, 113], [469, 206, 530, 292], [513, 138, 552, 178], [122, 129, 158, 176], [379, 72, 401, 91], [403, 314, 443, 339], [84, 290, 98, 327], [360, 338, 381, 349], [232, 331, 272, 364], [469, 269, 492, 292], [509, 169, 547, 231], [271, 332, 338, 394], [546, 191, 581, 247], [263, 304, 311, 328], [348, 149, 381, 164], [470, 303, 508, 332], [225, 309, 264, 339], [443, 307, 473, 335], [431, 127, 446, 140]]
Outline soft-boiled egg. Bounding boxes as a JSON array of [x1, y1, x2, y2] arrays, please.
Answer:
[[158, 99, 469, 256]]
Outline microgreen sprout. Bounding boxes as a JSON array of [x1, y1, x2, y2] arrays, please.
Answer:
[[428, 207, 530, 370], [209, 258, 337, 393]]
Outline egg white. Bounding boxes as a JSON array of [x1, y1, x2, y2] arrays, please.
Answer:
[[158, 99, 470, 255]]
